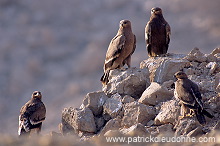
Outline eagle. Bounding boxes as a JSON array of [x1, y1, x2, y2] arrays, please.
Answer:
[[145, 7, 171, 57], [174, 71, 213, 125], [100, 20, 136, 85], [18, 91, 46, 136]]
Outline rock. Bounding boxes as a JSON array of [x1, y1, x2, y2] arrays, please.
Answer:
[[213, 121, 220, 130], [99, 118, 121, 136], [184, 47, 207, 62], [146, 126, 158, 135], [103, 93, 122, 119], [103, 67, 150, 98], [104, 130, 122, 137], [62, 107, 96, 134], [146, 120, 154, 126], [206, 62, 218, 75], [215, 73, 220, 93], [154, 99, 180, 125], [206, 54, 217, 62], [122, 101, 156, 127], [138, 81, 174, 106], [140, 54, 190, 83], [211, 48, 220, 55], [122, 95, 135, 103], [174, 117, 202, 136], [95, 116, 105, 132], [120, 123, 149, 136], [81, 91, 108, 116], [187, 126, 203, 137], [157, 124, 174, 134]]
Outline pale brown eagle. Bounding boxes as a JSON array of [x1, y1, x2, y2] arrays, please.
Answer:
[[101, 20, 136, 85], [18, 91, 46, 136]]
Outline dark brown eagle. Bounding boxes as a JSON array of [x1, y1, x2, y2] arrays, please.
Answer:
[[174, 71, 213, 125], [18, 91, 46, 136], [145, 7, 171, 57], [100, 20, 136, 85]]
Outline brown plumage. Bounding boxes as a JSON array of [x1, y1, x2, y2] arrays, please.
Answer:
[[100, 20, 136, 85], [174, 71, 213, 125], [18, 91, 46, 136], [145, 7, 171, 57]]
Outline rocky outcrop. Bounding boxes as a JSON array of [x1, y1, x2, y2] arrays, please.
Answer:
[[61, 48, 220, 141]]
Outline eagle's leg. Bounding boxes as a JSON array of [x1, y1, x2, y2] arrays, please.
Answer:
[[185, 109, 195, 117]]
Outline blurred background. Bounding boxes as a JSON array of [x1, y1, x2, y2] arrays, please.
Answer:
[[0, 0, 219, 135]]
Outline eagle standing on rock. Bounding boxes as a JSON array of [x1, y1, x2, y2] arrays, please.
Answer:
[[145, 7, 171, 57], [100, 20, 136, 85], [174, 71, 213, 125], [18, 91, 46, 136]]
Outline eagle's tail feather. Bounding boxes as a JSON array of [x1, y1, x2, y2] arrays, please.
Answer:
[[202, 109, 214, 119], [100, 70, 110, 85], [195, 110, 206, 125]]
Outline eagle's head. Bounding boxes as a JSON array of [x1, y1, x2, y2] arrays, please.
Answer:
[[174, 71, 188, 79], [151, 7, 163, 15], [119, 20, 131, 28], [32, 91, 42, 100]]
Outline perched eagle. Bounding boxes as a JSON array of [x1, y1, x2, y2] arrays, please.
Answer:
[[100, 20, 136, 85], [174, 71, 213, 125], [145, 7, 171, 57], [18, 91, 46, 136]]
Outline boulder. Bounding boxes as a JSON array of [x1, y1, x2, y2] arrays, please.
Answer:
[[206, 62, 218, 75], [184, 47, 207, 62], [154, 99, 180, 125], [122, 95, 135, 104], [94, 116, 105, 132], [157, 124, 174, 133], [62, 107, 96, 134], [140, 54, 190, 83], [103, 67, 150, 98], [215, 73, 220, 93], [104, 130, 123, 137], [174, 117, 202, 136], [99, 117, 121, 136], [120, 123, 149, 136], [81, 91, 108, 116], [211, 48, 220, 55], [206, 54, 217, 62], [122, 101, 156, 127], [186, 126, 203, 137], [103, 93, 122, 119], [138, 81, 174, 106]]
